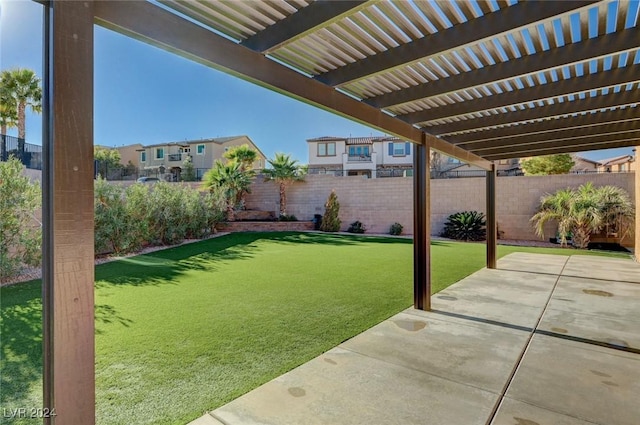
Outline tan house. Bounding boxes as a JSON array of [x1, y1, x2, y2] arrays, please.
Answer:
[[118, 135, 267, 180], [571, 153, 636, 174], [596, 154, 636, 173]]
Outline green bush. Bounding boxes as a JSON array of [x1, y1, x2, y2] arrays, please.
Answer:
[[442, 211, 486, 241], [389, 222, 403, 236], [277, 214, 298, 222], [95, 181, 226, 253], [94, 178, 140, 255], [0, 157, 41, 281], [347, 220, 366, 234], [320, 190, 341, 232]]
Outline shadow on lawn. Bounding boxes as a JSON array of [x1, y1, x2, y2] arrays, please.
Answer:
[[0, 283, 133, 405], [94, 232, 415, 288]]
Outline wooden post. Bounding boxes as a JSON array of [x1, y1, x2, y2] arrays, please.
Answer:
[[633, 146, 640, 263], [413, 135, 431, 310], [43, 1, 95, 424], [486, 163, 497, 269]]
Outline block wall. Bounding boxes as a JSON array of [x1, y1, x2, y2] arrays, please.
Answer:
[[246, 173, 636, 241]]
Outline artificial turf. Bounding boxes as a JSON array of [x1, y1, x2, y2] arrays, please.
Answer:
[[0, 232, 630, 425]]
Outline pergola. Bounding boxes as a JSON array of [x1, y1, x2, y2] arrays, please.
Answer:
[[41, 1, 639, 423]]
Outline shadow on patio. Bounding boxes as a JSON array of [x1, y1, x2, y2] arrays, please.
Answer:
[[194, 252, 640, 425]]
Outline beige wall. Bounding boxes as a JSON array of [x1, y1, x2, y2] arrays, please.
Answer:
[[636, 148, 640, 261], [245, 173, 636, 242]]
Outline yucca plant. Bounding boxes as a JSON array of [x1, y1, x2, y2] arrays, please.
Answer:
[[442, 211, 486, 241]]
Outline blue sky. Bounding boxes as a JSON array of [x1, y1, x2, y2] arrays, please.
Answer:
[[0, 0, 634, 163]]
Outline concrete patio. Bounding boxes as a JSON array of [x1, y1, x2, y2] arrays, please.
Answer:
[[190, 252, 640, 425]]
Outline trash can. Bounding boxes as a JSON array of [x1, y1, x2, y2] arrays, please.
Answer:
[[313, 214, 323, 230]]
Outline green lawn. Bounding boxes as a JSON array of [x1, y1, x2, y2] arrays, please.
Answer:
[[0, 232, 630, 425]]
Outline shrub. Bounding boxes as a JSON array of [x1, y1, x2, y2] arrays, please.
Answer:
[[389, 222, 403, 236], [531, 182, 634, 249], [442, 211, 486, 241], [320, 190, 341, 232], [0, 157, 41, 281], [347, 220, 366, 234], [94, 178, 140, 255], [278, 214, 298, 222]]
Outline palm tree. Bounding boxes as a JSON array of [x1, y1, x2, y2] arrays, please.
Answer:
[[223, 144, 258, 206], [262, 153, 307, 216], [201, 160, 252, 221], [530, 188, 575, 247], [593, 184, 635, 241], [531, 183, 634, 249], [569, 182, 601, 249], [223, 144, 258, 171], [0, 69, 42, 157]]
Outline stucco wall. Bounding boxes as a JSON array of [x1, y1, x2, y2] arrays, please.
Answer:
[[245, 173, 636, 241]]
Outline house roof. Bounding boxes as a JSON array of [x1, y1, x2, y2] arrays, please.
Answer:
[[598, 154, 635, 166], [307, 135, 401, 145], [96, 1, 640, 168]]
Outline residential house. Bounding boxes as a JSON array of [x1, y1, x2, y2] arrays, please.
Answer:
[[118, 135, 267, 181], [595, 154, 636, 173], [307, 136, 413, 178], [571, 153, 636, 174]]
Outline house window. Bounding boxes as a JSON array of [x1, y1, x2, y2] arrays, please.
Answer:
[[317, 142, 336, 156], [140, 151, 146, 162], [196, 144, 205, 155], [498, 159, 509, 165], [389, 142, 410, 156], [155, 148, 164, 160], [348, 146, 370, 156]]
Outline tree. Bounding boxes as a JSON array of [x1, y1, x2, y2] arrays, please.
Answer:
[[0, 69, 42, 158], [520, 154, 574, 176], [320, 190, 341, 232], [0, 157, 42, 281], [94, 146, 122, 178], [530, 183, 634, 249], [223, 144, 258, 171], [181, 156, 196, 181], [201, 160, 253, 221], [262, 153, 306, 216]]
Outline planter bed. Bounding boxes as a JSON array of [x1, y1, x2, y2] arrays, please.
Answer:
[[217, 221, 314, 232]]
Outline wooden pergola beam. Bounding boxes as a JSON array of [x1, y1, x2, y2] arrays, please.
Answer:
[[315, 1, 598, 87], [94, 1, 493, 170], [426, 90, 640, 135], [241, 0, 370, 53], [404, 64, 640, 124], [368, 28, 639, 109], [462, 120, 640, 152], [447, 108, 640, 144], [483, 137, 640, 160]]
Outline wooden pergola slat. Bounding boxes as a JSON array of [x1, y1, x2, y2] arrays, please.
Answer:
[[426, 90, 640, 135], [315, 1, 598, 86], [482, 131, 640, 159], [461, 120, 640, 152], [447, 107, 640, 144], [241, 0, 370, 53], [367, 28, 640, 109], [404, 64, 640, 124]]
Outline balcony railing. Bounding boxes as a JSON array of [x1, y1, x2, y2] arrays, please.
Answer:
[[0, 134, 43, 170], [347, 155, 372, 162], [167, 153, 183, 162]]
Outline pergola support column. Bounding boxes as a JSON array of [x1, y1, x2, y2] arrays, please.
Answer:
[[633, 146, 640, 263], [486, 164, 497, 269], [42, 1, 96, 424], [413, 134, 431, 310]]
